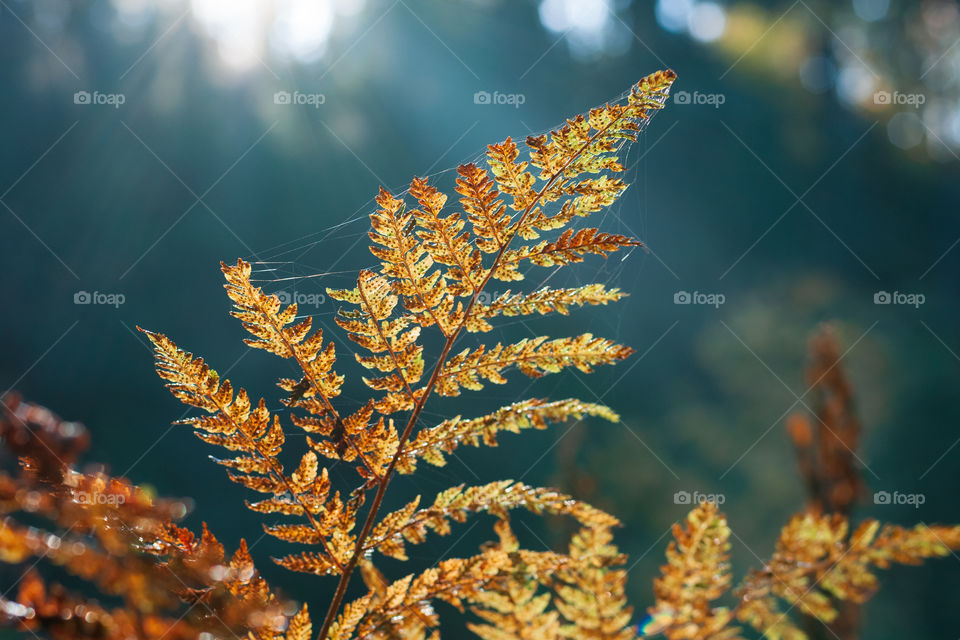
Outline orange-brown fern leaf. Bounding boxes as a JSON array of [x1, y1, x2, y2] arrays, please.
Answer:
[[493, 229, 642, 282], [464, 285, 625, 333], [221, 259, 344, 413], [436, 334, 633, 396], [467, 575, 561, 640], [139, 329, 349, 574], [396, 398, 618, 474], [734, 513, 960, 633], [221, 260, 382, 478], [367, 187, 464, 335], [365, 481, 619, 560], [456, 161, 511, 254], [480, 70, 675, 282], [328, 270, 425, 415], [352, 542, 571, 640], [325, 593, 374, 640], [554, 525, 636, 640], [283, 604, 312, 640], [296, 401, 400, 483], [140, 329, 286, 494], [410, 175, 485, 298], [648, 501, 739, 640]]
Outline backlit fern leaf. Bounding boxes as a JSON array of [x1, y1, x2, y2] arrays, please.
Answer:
[[411, 175, 484, 298], [436, 334, 633, 396], [352, 524, 572, 640], [493, 229, 641, 282], [735, 512, 960, 633], [140, 329, 354, 574], [396, 398, 618, 474], [464, 285, 625, 333], [222, 259, 343, 410], [554, 525, 636, 640], [647, 502, 960, 640], [647, 501, 739, 640], [468, 578, 560, 640], [366, 481, 619, 560], [328, 270, 425, 416]]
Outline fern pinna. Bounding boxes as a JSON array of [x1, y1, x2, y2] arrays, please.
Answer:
[[139, 69, 676, 639]]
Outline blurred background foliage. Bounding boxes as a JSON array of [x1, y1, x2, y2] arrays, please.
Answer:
[[1, 0, 959, 638]]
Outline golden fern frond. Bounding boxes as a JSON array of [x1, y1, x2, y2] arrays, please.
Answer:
[[283, 605, 312, 640], [465, 519, 562, 640], [411, 175, 484, 298], [396, 398, 618, 474], [354, 525, 571, 640], [367, 186, 464, 335], [464, 285, 625, 333], [456, 162, 511, 254], [647, 503, 960, 639], [140, 329, 286, 494], [222, 260, 388, 481], [482, 70, 674, 281], [735, 513, 960, 631], [365, 481, 619, 560], [493, 229, 641, 282], [140, 71, 681, 640], [554, 525, 636, 640], [325, 594, 374, 640], [437, 335, 633, 396], [468, 577, 560, 640], [221, 259, 344, 411], [647, 501, 739, 640], [328, 270, 425, 415], [140, 329, 354, 574]]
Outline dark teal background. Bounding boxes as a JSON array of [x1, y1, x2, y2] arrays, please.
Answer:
[[1, 1, 958, 638]]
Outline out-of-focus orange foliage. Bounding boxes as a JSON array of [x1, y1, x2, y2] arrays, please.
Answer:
[[0, 393, 291, 639]]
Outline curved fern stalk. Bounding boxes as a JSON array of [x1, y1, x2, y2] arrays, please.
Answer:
[[315, 69, 678, 640]]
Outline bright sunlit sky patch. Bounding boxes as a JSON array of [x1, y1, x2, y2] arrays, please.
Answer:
[[109, 0, 364, 71], [537, 0, 634, 58], [655, 0, 726, 42]]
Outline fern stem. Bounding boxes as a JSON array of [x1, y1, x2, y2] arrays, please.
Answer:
[[316, 107, 638, 640]]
